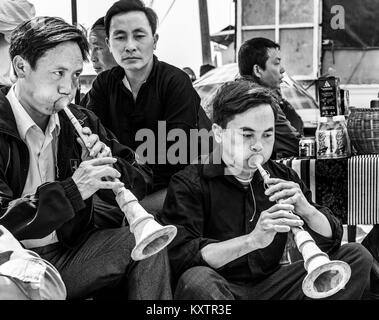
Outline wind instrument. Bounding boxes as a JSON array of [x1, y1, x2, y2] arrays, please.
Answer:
[[248, 155, 351, 299], [63, 107, 177, 261]]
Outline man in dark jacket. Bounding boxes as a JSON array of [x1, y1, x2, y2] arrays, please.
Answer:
[[238, 37, 304, 159], [84, 0, 203, 215], [159, 81, 372, 300], [0, 16, 172, 300]]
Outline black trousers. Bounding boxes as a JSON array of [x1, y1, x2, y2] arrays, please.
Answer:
[[174, 243, 372, 300]]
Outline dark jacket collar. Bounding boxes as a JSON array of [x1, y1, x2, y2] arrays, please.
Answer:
[[201, 146, 266, 186], [0, 85, 84, 139], [109, 55, 159, 83], [0, 86, 20, 139]]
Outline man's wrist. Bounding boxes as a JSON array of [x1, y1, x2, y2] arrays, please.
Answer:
[[301, 205, 318, 224], [245, 232, 262, 251]]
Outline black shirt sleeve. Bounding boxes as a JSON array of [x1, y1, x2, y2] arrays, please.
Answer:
[[154, 71, 201, 188], [158, 167, 219, 279]]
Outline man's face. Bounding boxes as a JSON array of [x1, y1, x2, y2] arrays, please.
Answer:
[[107, 11, 157, 74], [258, 48, 285, 89], [89, 28, 117, 74], [214, 103, 275, 178], [16, 41, 83, 117]]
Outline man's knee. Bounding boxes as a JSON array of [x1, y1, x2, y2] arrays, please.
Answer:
[[337, 243, 373, 274], [175, 266, 231, 299]]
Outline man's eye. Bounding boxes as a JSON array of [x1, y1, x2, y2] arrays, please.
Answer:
[[243, 133, 253, 138], [114, 36, 125, 41], [74, 72, 81, 78], [53, 71, 63, 77], [263, 133, 273, 138], [135, 34, 145, 39]]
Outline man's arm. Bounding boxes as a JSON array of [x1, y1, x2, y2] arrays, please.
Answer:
[[77, 106, 153, 201], [158, 168, 219, 278], [273, 105, 302, 159], [155, 71, 201, 186], [159, 167, 303, 273], [266, 166, 343, 253]]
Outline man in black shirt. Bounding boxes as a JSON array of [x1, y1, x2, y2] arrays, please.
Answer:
[[84, 0, 202, 216], [159, 80, 372, 300], [238, 37, 304, 159]]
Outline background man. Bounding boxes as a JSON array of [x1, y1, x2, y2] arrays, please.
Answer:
[[159, 81, 372, 300], [0, 0, 35, 86], [89, 16, 117, 74], [0, 16, 171, 300], [238, 37, 304, 159]]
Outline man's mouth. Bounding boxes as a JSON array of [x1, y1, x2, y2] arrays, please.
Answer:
[[123, 57, 140, 61]]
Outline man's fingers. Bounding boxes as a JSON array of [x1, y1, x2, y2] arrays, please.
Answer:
[[95, 166, 121, 180], [81, 126, 92, 136], [265, 203, 294, 213], [265, 181, 298, 196], [273, 225, 291, 233], [86, 157, 117, 166], [267, 211, 301, 220], [88, 142, 104, 158], [269, 189, 297, 203], [264, 224, 291, 233], [98, 181, 125, 190]]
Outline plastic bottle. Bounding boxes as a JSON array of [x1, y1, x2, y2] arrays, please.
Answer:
[[316, 116, 350, 159]]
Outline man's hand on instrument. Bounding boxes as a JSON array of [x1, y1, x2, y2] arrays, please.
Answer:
[[71, 157, 124, 200], [77, 127, 112, 161], [264, 177, 314, 219], [248, 203, 304, 249]]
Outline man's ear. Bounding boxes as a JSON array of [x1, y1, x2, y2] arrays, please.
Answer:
[[252, 64, 262, 79], [212, 123, 223, 144], [12, 56, 29, 79], [153, 33, 159, 50]]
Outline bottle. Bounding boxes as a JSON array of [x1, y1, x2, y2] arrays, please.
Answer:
[[370, 92, 379, 108], [316, 116, 350, 159]]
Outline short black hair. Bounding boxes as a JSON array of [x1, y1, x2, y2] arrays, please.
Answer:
[[212, 80, 278, 128], [91, 17, 105, 31], [10, 16, 89, 70], [104, 0, 158, 37], [238, 37, 280, 78], [200, 64, 215, 77]]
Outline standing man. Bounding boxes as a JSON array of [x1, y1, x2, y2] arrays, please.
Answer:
[[84, 0, 202, 215], [0, 16, 172, 300], [159, 81, 372, 300], [238, 37, 304, 159]]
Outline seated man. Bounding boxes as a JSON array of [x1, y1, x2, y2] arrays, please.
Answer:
[[84, 0, 202, 215], [0, 225, 66, 300], [88, 16, 118, 75], [0, 16, 171, 300], [238, 37, 304, 159], [159, 80, 372, 300]]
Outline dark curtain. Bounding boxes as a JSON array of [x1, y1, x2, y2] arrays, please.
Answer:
[[323, 0, 379, 48]]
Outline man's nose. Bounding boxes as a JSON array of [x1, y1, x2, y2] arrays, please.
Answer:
[[90, 50, 98, 62], [250, 140, 263, 152], [124, 38, 137, 52], [58, 78, 76, 95], [280, 67, 285, 74]]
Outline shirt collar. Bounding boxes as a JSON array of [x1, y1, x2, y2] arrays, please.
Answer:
[[117, 55, 158, 84], [6, 84, 60, 140], [202, 146, 266, 185]]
